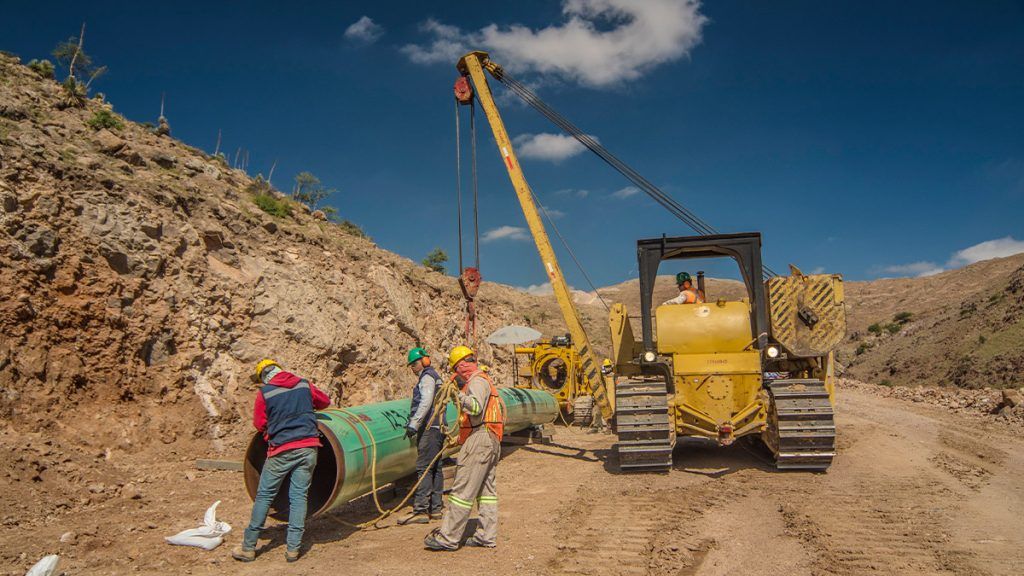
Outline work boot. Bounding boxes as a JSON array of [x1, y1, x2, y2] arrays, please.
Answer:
[[231, 546, 255, 562], [285, 548, 301, 563], [464, 536, 496, 548], [398, 510, 430, 525], [424, 529, 457, 551]]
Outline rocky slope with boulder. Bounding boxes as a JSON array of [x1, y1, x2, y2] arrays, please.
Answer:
[[0, 51, 590, 534]]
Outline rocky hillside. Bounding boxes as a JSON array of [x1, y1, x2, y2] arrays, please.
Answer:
[[841, 254, 1024, 389], [0, 52, 584, 464]]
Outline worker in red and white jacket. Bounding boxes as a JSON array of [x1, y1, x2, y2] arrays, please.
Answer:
[[233, 359, 331, 564]]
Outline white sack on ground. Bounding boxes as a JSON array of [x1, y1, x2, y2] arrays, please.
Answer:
[[165, 500, 232, 551]]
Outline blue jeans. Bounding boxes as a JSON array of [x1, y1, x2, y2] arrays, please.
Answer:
[[413, 427, 444, 513], [243, 447, 318, 551]]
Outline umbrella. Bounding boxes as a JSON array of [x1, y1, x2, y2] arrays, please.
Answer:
[[486, 325, 543, 346]]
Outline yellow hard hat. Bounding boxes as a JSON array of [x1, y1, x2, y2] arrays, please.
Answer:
[[602, 358, 613, 368], [254, 358, 279, 381], [448, 345, 475, 370]]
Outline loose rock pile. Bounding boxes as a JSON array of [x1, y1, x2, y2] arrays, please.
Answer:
[[841, 378, 1024, 427]]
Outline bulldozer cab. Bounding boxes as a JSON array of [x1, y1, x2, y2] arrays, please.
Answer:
[[637, 233, 769, 357]]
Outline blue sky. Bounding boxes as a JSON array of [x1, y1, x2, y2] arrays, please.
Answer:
[[3, 1, 1023, 289]]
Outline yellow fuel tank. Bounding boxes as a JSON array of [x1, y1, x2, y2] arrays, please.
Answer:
[[656, 300, 753, 354], [656, 300, 765, 441]]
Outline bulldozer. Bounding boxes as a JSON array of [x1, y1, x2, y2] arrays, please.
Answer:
[[453, 51, 846, 472], [608, 234, 845, 471]]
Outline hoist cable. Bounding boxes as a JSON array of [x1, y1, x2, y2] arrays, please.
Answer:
[[531, 188, 610, 312], [492, 69, 778, 278], [454, 99, 464, 273], [471, 101, 480, 270]]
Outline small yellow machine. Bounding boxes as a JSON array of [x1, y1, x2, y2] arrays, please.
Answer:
[[514, 335, 596, 424]]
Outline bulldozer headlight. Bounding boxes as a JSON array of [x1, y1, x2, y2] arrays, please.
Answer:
[[766, 345, 780, 359], [643, 351, 657, 363]]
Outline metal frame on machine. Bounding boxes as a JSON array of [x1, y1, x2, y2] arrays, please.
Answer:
[[637, 232, 769, 355]]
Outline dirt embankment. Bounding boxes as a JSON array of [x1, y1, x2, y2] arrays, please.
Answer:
[[0, 51, 582, 538]]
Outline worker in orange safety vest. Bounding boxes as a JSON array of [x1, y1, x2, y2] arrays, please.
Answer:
[[664, 271, 705, 304], [424, 345, 505, 551]]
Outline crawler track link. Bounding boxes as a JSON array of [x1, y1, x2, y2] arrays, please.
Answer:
[[768, 378, 836, 471], [615, 380, 674, 472]]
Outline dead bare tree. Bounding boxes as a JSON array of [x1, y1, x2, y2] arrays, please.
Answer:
[[156, 92, 170, 136], [214, 129, 222, 156], [267, 159, 278, 186], [67, 22, 85, 81]]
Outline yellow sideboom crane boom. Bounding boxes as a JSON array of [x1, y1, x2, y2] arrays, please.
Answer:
[[456, 51, 612, 421]]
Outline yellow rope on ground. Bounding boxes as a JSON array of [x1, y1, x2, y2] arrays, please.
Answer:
[[338, 377, 463, 529]]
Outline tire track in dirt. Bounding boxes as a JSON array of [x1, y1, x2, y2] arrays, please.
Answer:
[[546, 480, 735, 576], [929, 452, 992, 491], [779, 476, 963, 575]]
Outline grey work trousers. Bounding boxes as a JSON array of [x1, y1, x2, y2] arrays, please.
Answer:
[[433, 429, 500, 548]]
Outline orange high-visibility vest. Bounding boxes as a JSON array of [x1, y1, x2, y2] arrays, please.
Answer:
[[680, 289, 703, 303], [458, 371, 505, 445]]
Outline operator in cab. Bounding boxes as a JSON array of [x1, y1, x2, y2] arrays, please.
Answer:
[[663, 272, 705, 305]]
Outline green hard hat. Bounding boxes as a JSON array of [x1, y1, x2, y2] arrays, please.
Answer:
[[407, 347, 429, 365], [676, 272, 692, 285]]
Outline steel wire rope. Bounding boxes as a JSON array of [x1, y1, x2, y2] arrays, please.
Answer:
[[492, 69, 778, 278], [530, 188, 610, 312], [471, 101, 480, 269], [454, 100, 464, 272], [325, 377, 463, 529]]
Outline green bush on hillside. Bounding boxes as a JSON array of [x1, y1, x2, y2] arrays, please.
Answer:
[[253, 193, 292, 218], [86, 109, 123, 131], [422, 248, 448, 273], [337, 219, 367, 239], [867, 323, 882, 334], [893, 311, 913, 324], [885, 323, 902, 335], [27, 59, 55, 79]]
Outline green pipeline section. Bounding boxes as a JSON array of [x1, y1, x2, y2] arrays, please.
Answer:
[[244, 387, 558, 518]]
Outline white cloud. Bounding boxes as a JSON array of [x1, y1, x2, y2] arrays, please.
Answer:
[[401, 19, 464, 63], [809, 266, 825, 274], [519, 282, 554, 296], [878, 236, 1024, 278], [513, 133, 593, 163], [401, 0, 708, 88], [880, 261, 946, 278], [947, 236, 1024, 267], [612, 186, 641, 199], [542, 206, 566, 219], [344, 16, 384, 43], [481, 225, 530, 242], [515, 282, 600, 304], [555, 188, 590, 198]]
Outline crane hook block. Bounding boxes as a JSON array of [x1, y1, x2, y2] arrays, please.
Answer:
[[459, 267, 482, 299], [454, 76, 474, 105]]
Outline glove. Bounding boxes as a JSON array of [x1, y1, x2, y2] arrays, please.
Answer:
[[405, 426, 417, 439]]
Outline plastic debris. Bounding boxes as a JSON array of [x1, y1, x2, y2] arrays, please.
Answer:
[[25, 555, 59, 576], [164, 500, 232, 550]]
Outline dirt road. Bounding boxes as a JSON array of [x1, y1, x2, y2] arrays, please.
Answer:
[[4, 384, 1022, 575]]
